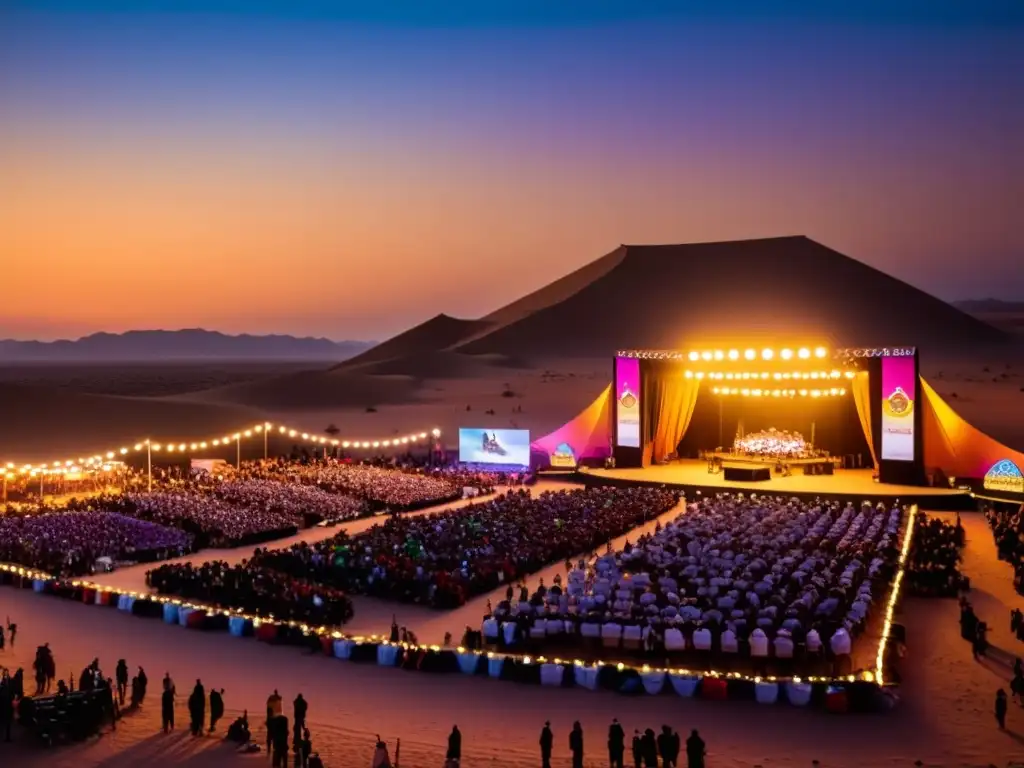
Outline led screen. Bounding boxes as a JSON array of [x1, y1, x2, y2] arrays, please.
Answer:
[[458, 428, 531, 467], [615, 356, 641, 447], [880, 355, 916, 461]]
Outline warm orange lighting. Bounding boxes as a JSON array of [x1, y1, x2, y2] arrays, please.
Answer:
[[780, 349, 793, 360], [798, 348, 811, 359], [701, 351, 713, 361], [728, 350, 739, 361], [744, 349, 757, 360], [761, 348, 774, 360], [688, 351, 700, 361], [815, 347, 827, 358], [713, 350, 724, 361], [684, 370, 694, 379]]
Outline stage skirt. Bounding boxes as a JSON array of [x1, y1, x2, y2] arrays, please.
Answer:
[[755, 681, 780, 705], [669, 674, 701, 698], [539, 663, 564, 687], [162, 603, 179, 624], [333, 639, 354, 660], [456, 653, 481, 675], [377, 644, 400, 667], [785, 681, 812, 707], [487, 656, 504, 678], [573, 666, 600, 690], [641, 671, 666, 695], [177, 607, 195, 626]]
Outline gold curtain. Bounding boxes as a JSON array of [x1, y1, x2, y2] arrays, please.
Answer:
[[851, 370, 878, 469], [644, 376, 700, 464]]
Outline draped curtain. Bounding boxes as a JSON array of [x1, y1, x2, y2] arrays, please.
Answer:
[[851, 370, 878, 469], [642, 362, 700, 466]]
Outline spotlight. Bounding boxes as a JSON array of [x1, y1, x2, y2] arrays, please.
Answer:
[[713, 350, 724, 361], [684, 370, 694, 379], [780, 349, 793, 360], [762, 348, 774, 360], [815, 346, 827, 358], [798, 348, 811, 359], [728, 350, 739, 361], [688, 351, 700, 361], [701, 351, 713, 361], [744, 349, 757, 360]]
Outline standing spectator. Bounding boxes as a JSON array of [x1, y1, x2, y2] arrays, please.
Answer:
[[608, 718, 626, 768], [446, 724, 462, 764], [997, 689, 1009, 730], [686, 729, 706, 768], [209, 688, 225, 733], [161, 685, 175, 733], [115, 659, 129, 706], [539, 721, 553, 768], [569, 721, 584, 768], [188, 680, 206, 736]]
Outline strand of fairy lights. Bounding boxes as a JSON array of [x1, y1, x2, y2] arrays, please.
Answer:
[[2, 423, 442, 478], [0, 563, 876, 690], [873, 504, 917, 686]]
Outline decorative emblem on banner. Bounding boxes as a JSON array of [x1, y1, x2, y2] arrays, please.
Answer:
[[883, 387, 913, 418], [984, 459, 1024, 495], [550, 442, 578, 469], [619, 386, 637, 410]]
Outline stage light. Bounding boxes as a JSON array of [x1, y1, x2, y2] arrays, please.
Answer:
[[845, 371, 856, 379], [799, 389, 808, 396], [815, 347, 827, 358], [761, 348, 774, 360], [761, 372, 769, 379], [839, 388, 847, 395], [728, 350, 739, 360], [713, 350, 724, 361], [811, 390, 821, 397], [244, 430, 253, 438], [688, 351, 700, 361], [166, 444, 175, 452], [200, 442, 207, 449], [798, 348, 810, 359], [744, 349, 756, 360], [212, 439, 221, 446], [684, 370, 693, 378], [134, 444, 143, 451], [811, 372, 820, 379], [772, 389, 781, 397], [830, 370, 841, 379], [780, 349, 793, 360], [725, 372, 734, 380], [830, 388, 839, 395], [752, 389, 763, 396], [177, 443, 186, 451], [712, 387, 720, 394], [695, 372, 705, 380], [701, 351, 713, 361], [773, 373, 782, 380], [741, 389, 751, 396]]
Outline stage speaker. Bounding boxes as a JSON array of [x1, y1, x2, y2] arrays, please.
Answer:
[[821, 462, 834, 475]]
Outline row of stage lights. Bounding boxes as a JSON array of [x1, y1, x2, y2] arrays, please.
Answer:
[[711, 387, 847, 398], [688, 347, 829, 362], [685, 370, 857, 381], [2, 423, 443, 479]]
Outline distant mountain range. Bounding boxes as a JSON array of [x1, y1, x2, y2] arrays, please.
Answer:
[[0, 329, 375, 362]]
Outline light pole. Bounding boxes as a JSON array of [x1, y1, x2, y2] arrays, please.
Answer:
[[263, 423, 269, 460], [236, 434, 241, 469], [147, 440, 153, 492]]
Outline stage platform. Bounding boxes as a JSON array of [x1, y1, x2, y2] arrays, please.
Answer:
[[709, 452, 836, 468], [575, 460, 972, 509]]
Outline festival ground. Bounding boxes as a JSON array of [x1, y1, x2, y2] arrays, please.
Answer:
[[2, 510, 1023, 767], [580, 461, 970, 509]]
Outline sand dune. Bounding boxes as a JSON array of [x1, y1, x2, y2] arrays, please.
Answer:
[[0, 383, 261, 462], [457, 237, 1007, 357], [333, 314, 494, 371]]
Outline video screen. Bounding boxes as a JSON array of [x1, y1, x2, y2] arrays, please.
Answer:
[[458, 428, 531, 467], [615, 356, 641, 447], [880, 355, 916, 461]]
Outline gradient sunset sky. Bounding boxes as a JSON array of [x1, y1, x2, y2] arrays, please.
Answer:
[[2, 1, 1021, 341]]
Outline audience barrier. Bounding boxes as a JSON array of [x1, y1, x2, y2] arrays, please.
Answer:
[[0, 563, 902, 714]]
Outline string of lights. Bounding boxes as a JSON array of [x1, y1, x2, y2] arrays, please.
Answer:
[[2, 423, 443, 478], [685, 370, 856, 381], [711, 387, 848, 398], [617, 347, 834, 362]]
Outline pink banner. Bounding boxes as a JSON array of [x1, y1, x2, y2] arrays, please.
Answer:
[[615, 357, 640, 447], [881, 356, 916, 461]]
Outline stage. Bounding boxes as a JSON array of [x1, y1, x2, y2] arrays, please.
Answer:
[[575, 459, 971, 509]]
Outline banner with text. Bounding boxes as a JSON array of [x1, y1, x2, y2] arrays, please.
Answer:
[[881, 356, 916, 461], [615, 356, 641, 447]]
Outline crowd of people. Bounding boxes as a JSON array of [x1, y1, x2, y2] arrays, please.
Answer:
[[485, 494, 903, 674], [249, 460, 469, 510], [986, 503, 1024, 595], [0, 511, 192, 577], [145, 487, 679, 618], [732, 429, 812, 459], [147, 559, 354, 626], [904, 513, 966, 597]]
